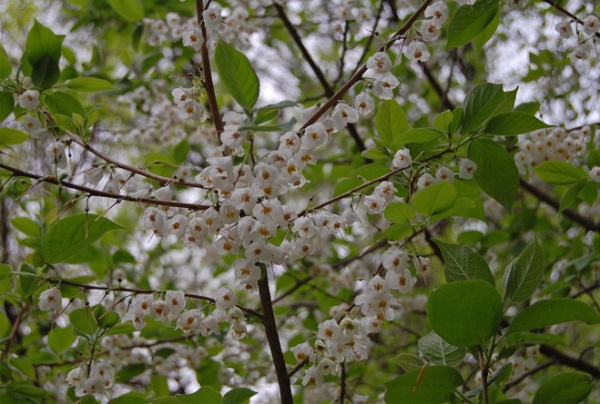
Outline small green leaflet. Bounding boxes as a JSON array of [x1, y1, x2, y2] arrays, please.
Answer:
[[384, 366, 463, 403], [215, 39, 259, 111], [533, 160, 587, 185], [42, 214, 124, 264], [468, 139, 519, 212], [503, 238, 543, 308], [532, 373, 593, 404], [427, 280, 503, 347], [0, 128, 29, 148], [375, 99, 409, 150], [446, 0, 499, 50], [66, 77, 118, 92], [485, 112, 552, 135], [433, 239, 494, 285], [508, 299, 600, 334], [109, 0, 144, 22]]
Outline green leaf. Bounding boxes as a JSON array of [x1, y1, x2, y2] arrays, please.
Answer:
[[394, 353, 424, 372], [560, 179, 587, 213], [117, 364, 148, 382], [0, 263, 12, 293], [410, 181, 457, 217], [468, 139, 519, 211], [333, 163, 390, 197], [376, 99, 409, 150], [177, 386, 222, 404], [0, 128, 29, 147], [108, 0, 144, 22], [0, 45, 11, 79], [384, 366, 463, 403], [446, 0, 500, 50], [532, 373, 593, 404], [0, 91, 14, 122], [418, 331, 465, 367], [427, 280, 503, 347], [66, 77, 118, 92], [31, 54, 61, 88], [384, 223, 414, 241], [433, 110, 454, 133], [69, 306, 100, 336], [44, 91, 85, 117], [533, 160, 587, 185], [222, 388, 257, 404], [485, 112, 552, 136], [461, 83, 505, 134], [48, 326, 76, 352], [11, 217, 41, 237], [503, 238, 543, 307], [215, 39, 259, 111], [508, 299, 600, 334], [384, 202, 416, 224], [42, 214, 124, 264], [98, 311, 120, 329], [473, 5, 500, 52], [588, 150, 600, 168], [18, 264, 40, 298], [393, 128, 442, 147], [25, 20, 63, 66], [109, 392, 150, 404], [514, 101, 541, 115], [433, 239, 494, 285]]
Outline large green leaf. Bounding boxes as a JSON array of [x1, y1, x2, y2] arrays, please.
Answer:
[[44, 91, 85, 117], [109, 0, 144, 22], [384, 202, 416, 224], [0, 128, 29, 148], [468, 139, 519, 211], [418, 331, 465, 367], [0, 263, 11, 293], [42, 214, 123, 264], [433, 239, 494, 285], [177, 387, 222, 404], [215, 39, 259, 111], [0, 45, 11, 79], [25, 20, 63, 67], [0, 91, 14, 122], [427, 280, 503, 347], [69, 306, 101, 336], [485, 112, 552, 135], [508, 299, 600, 334], [446, 0, 500, 50], [393, 128, 442, 147], [31, 54, 61, 88], [503, 238, 543, 307], [410, 181, 457, 217], [461, 83, 505, 134], [376, 99, 409, 150], [533, 160, 587, 185], [48, 326, 76, 352], [532, 373, 593, 404], [394, 353, 424, 372], [384, 366, 463, 403], [66, 77, 118, 92], [222, 388, 257, 404]]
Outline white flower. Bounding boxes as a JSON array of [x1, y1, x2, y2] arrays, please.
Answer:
[[419, 21, 440, 42], [569, 43, 591, 64], [182, 27, 204, 50], [406, 41, 430, 62], [202, 6, 223, 31], [366, 52, 392, 74], [459, 158, 477, 179], [589, 166, 600, 183], [583, 15, 599, 35], [172, 87, 193, 106], [354, 91, 374, 116], [364, 194, 386, 214], [382, 247, 409, 272], [374, 181, 397, 202], [387, 268, 417, 293], [165, 290, 186, 317], [39, 287, 62, 311], [417, 173, 437, 189], [214, 287, 237, 310], [302, 365, 323, 386], [436, 166, 455, 182], [425, 1, 448, 24], [303, 122, 327, 149], [291, 342, 314, 363], [555, 21, 572, 39], [18, 90, 40, 110], [372, 72, 399, 100], [392, 148, 412, 169]]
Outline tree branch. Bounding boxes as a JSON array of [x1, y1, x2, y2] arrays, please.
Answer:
[[0, 163, 211, 211], [539, 344, 600, 378], [519, 178, 600, 233], [258, 274, 293, 403]]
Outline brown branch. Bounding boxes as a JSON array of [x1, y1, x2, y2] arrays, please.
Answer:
[[47, 278, 262, 319], [519, 178, 600, 233], [258, 274, 293, 403], [197, 0, 224, 138], [300, 0, 435, 131], [0, 163, 211, 211], [68, 133, 207, 190], [539, 344, 600, 378], [502, 360, 554, 392], [541, 0, 600, 40], [0, 303, 23, 362]]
